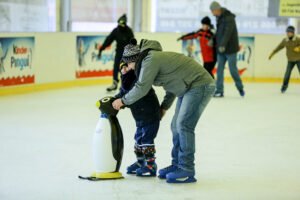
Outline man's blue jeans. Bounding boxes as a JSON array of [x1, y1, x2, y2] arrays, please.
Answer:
[[171, 83, 215, 172], [282, 61, 300, 89], [216, 53, 244, 93]]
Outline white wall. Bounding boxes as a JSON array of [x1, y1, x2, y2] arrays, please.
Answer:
[[0, 32, 299, 89], [254, 34, 297, 78], [135, 32, 182, 53], [35, 33, 76, 84]]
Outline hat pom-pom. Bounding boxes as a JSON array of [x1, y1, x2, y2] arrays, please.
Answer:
[[130, 38, 137, 45]]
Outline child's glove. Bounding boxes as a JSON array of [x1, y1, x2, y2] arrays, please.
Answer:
[[268, 52, 275, 60], [294, 46, 300, 53], [208, 39, 214, 47]]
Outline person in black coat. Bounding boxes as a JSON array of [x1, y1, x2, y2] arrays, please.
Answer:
[[210, 1, 245, 97], [98, 14, 134, 91], [115, 62, 161, 177]]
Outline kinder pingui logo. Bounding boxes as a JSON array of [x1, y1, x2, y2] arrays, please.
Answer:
[[91, 42, 114, 64], [11, 45, 32, 71], [76, 35, 114, 79], [0, 37, 35, 86]]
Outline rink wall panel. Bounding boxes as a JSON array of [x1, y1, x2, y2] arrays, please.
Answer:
[[0, 32, 299, 95]]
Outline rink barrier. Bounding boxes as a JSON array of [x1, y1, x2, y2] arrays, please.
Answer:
[[1, 77, 299, 96], [225, 77, 300, 83], [1, 32, 300, 96], [0, 78, 112, 96]]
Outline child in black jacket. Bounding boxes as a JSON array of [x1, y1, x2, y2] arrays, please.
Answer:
[[115, 62, 161, 177]]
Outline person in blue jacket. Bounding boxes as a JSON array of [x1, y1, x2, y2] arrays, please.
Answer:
[[115, 59, 161, 177]]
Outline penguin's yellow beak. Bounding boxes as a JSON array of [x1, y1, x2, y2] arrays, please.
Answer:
[[96, 101, 101, 108]]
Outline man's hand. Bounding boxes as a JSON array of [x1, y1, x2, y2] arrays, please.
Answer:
[[218, 46, 225, 53], [268, 52, 275, 60], [161, 109, 167, 119], [112, 99, 124, 110]]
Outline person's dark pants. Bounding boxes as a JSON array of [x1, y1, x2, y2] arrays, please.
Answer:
[[134, 121, 160, 150], [282, 61, 300, 89], [204, 61, 216, 79], [113, 50, 124, 82]]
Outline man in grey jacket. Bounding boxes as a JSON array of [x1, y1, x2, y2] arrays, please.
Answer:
[[112, 38, 215, 183], [210, 1, 244, 97]]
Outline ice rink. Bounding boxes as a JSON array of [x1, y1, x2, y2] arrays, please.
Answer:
[[1, 82, 300, 200]]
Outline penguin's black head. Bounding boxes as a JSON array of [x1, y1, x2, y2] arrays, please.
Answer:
[[96, 96, 119, 116]]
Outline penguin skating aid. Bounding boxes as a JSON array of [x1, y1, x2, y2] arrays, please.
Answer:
[[79, 96, 124, 181]]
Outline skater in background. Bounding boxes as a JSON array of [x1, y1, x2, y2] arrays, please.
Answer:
[[77, 39, 89, 67], [0, 42, 8, 74], [115, 50, 161, 177], [112, 39, 215, 183], [177, 16, 216, 78], [98, 14, 134, 92], [268, 26, 300, 93], [210, 1, 245, 97], [185, 39, 198, 59]]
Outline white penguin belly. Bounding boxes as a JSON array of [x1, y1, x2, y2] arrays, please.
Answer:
[[93, 117, 117, 172]]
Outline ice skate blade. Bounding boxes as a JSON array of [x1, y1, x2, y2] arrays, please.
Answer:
[[166, 176, 197, 183], [78, 175, 124, 181], [136, 172, 157, 177], [106, 89, 116, 92], [127, 171, 137, 175]]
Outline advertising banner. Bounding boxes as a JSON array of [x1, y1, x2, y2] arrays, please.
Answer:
[[0, 37, 34, 87], [182, 36, 255, 77], [76, 35, 115, 79], [279, 0, 300, 17]]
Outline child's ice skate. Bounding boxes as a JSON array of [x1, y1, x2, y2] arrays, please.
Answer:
[[136, 157, 157, 177], [136, 146, 157, 177], [127, 145, 144, 174], [127, 160, 144, 174]]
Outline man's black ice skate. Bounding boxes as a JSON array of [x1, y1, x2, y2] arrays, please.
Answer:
[[213, 91, 224, 98], [107, 80, 118, 92], [281, 86, 287, 93], [239, 89, 245, 97]]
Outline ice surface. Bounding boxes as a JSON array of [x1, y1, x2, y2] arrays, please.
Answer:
[[0, 82, 300, 200]]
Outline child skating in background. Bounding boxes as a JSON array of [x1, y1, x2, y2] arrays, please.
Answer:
[[269, 26, 300, 93], [115, 60, 161, 177], [177, 16, 217, 78]]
